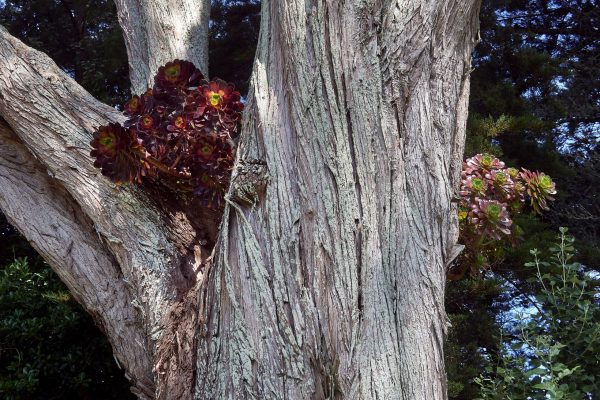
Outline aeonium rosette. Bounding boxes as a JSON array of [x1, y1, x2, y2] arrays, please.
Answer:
[[90, 60, 244, 209], [467, 198, 512, 240], [90, 123, 150, 184], [453, 153, 557, 279], [520, 169, 557, 214]]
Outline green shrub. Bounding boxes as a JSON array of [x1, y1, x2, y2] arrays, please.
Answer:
[[476, 229, 600, 399], [0, 258, 133, 400]]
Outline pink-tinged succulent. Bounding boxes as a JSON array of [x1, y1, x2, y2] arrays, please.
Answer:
[[520, 169, 557, 214], [460, 175, 487, 198], [468, 198, 512, 240], [453, 153, 557, 279], [465, 153, 505, 173], [485, 170, 516, 199], [506, 167, 519, 179], [90, 123, 149, 184], [511, 181, 526, 203]]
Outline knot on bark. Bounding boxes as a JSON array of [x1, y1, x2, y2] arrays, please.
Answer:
[[228, 158, 269, 206]]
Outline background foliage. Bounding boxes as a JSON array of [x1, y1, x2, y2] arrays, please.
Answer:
[[0, 258, 134, 399], [446, 0, 599, 392], [475, 229, 600, 399], [0, 0, 130, 106]]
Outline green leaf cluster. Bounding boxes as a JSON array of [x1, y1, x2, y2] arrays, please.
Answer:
[[0, 258, 134, 400], [475, 229, 600, 399]]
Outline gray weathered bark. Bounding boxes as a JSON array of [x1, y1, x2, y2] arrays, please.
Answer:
[[115, 0, 211, 94], [195, 1, 480, 398], [0, 0, 214, 395], [0, 119, 154, 397], [0, 0, 480, 399], [0, 23, 207, 398]]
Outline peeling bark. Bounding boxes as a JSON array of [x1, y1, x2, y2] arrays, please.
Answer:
[[0, 0, 480, 398]]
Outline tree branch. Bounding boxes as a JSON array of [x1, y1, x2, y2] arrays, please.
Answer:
[[114, 0, 211, 94], [0, 23, 188, 332], [0, 23, 218, 397], [0, 119, 154, 398], [0, 0, 214, 395]]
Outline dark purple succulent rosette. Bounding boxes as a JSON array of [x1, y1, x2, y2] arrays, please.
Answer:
[[166, 114, 188, 134], [124, 95, 142, 116], [154, 60, 204, 91], [90, 60, 244, 209], [191, 134, 234, 171], [198, 79, 244, 131], [90, 123, 150, 184], [123, 89, 161, 128]]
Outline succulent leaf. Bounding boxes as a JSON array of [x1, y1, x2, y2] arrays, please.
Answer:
[[454, 153, 557, 278], [154, 60, 204, 90], [520, 169, 557, 214]]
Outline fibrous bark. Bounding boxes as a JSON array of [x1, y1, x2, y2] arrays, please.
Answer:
[[115, 0, 211, 94], [0, 119, 154, 397], [0, 23, 182, 335], [0, 6, 213, 396], [195, 1, 480, 398], [0, 0, 480, 399]]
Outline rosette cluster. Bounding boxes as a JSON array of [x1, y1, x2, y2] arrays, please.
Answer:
[[452, 153, 557, 278], [459, 153, 556, 243], [519, 169, 557, 214], [90, 60, 244, 208]]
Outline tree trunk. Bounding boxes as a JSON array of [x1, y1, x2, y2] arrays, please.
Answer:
[[196, 1, 480, 398], [0, 0, 480, 399]]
